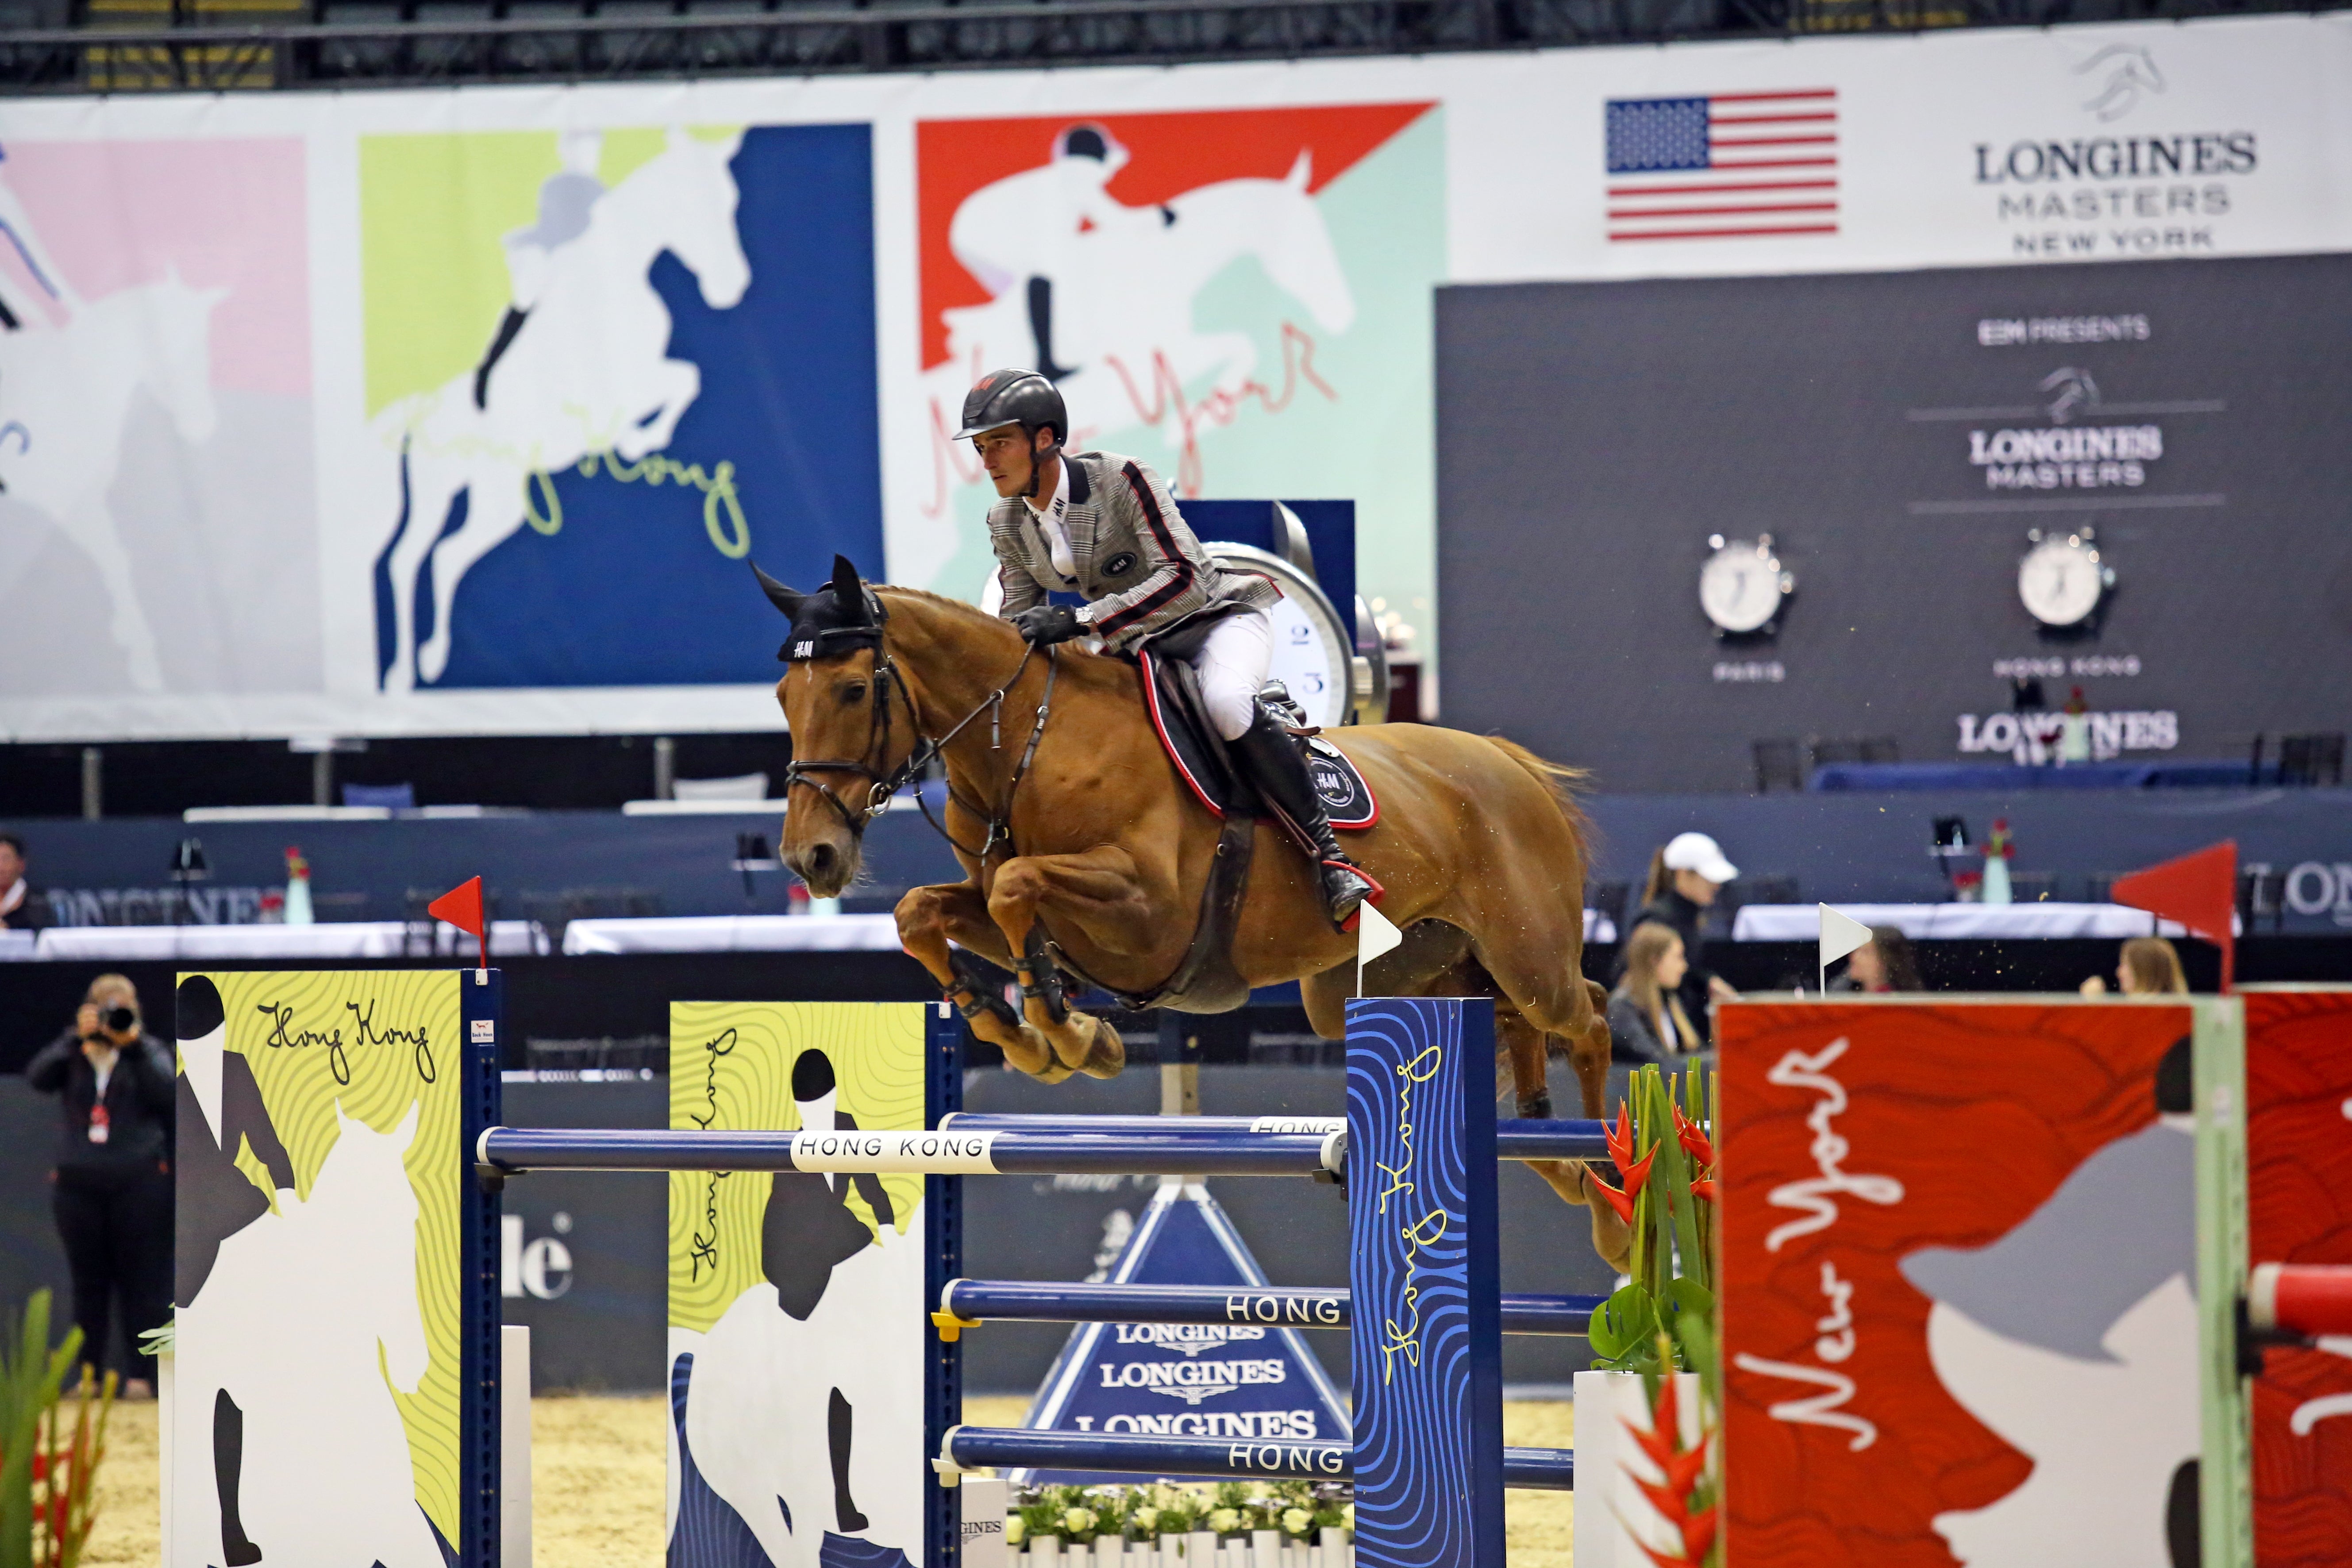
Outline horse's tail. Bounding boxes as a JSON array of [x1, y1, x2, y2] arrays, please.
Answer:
[[1482, 733, 1596, 872]]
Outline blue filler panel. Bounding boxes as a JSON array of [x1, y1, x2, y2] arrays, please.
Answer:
[[1346, 998, 1504, 1568]]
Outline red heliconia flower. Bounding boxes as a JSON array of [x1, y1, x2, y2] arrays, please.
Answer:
[[1681, 1504, 1718, 1561], [1635, 1538, 1693, 1568], [1633, 1473, 1689, 1525], [1690, 1178, 1719, 1204], [1661, 1438, 1708, 1496], [1605, 1104, 1638, 1170], [1625, 1411, 1676, 1474], [1587, 1169, 1636, 1225], [1672, 1104, 1715, 1168], [1620, 1141, 1659, 1199]]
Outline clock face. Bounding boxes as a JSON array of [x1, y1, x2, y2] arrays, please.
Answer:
[[1698, 540, 1791, 634], [1212, 545, 1352, 728], [2018, 538, 2106, 627]]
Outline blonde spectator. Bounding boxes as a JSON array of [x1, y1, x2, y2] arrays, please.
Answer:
[[2080, 935, 2190, 996], [1609, 922, 1701, 1063]]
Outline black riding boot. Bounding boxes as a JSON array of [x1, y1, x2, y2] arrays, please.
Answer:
[[1231, 706, 1382, 930]]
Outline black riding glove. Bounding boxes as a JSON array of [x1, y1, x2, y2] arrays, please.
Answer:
[[1012, 604, 1085, 647]]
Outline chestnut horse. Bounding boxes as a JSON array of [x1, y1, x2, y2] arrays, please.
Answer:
[[764, 562, 1623, 1254]]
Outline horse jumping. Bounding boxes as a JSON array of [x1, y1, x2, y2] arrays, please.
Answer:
[[761, 560, 1621, 1253]]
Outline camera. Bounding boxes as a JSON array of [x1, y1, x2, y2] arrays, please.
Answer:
[[100, 1006, 137, 1034]]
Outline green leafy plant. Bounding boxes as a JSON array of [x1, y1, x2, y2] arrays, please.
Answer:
[[1586, 1063, 1719, 1375], [0, 1292, 106, 1568]]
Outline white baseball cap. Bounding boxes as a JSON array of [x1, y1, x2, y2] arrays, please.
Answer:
[[1662, 832, 1739, 885]]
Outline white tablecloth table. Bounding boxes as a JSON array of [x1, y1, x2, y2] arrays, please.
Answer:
[[1730, 902, 2193, 942], [561, 914, 906, 955], [32, 920, 547, 963]]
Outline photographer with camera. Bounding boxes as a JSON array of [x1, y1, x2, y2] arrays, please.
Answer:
[[25, 974, 175, 1397]]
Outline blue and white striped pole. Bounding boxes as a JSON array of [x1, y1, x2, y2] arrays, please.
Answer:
[[937, 1280, 1601, 1337], [476, 1125, 1343, 1178], [939, 1112, 1613, 1162]]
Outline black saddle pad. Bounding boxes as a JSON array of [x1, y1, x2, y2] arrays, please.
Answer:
[[1137, 649, 1378, 831]]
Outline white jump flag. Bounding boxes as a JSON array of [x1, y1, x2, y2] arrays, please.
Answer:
[[1357, 901, 1402, 996], [1819, 904, 1874, 994]]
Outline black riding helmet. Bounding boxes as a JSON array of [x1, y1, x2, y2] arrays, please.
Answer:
[[955, 370, 1068, 496]]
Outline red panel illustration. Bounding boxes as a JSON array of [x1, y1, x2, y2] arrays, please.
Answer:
[[1718, 1001, 2195, 1568], [2246, 989, 2352, 1568], [909, 102, 1436, 514]]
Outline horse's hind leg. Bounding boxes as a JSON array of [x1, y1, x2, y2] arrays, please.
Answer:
[[1568, 979, 1613, 1117], [1497, 1007, 1555, 1120], [1466, 905, 1609, 1115]]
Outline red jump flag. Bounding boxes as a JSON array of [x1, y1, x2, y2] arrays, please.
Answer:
[[427, 876, 488, 970], [2111, 840, 2237, 992]]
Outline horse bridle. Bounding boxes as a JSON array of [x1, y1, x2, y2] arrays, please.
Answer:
[[781, 632, 1059, 862]]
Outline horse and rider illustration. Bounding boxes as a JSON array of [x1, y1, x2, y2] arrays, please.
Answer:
[[371, 128, 751, 691], [924, 123, 1356, 503], [172, 975, 444, 1568], [0, 148, 221, 694], [670, 1045, 924, 1568], [758, 369, 1626, 1267]]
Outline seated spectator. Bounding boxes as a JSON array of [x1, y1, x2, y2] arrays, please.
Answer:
[[2080, 935, 2190, 996], [1631, 832, 1742, 1046], [1609, 922, 1701, 1063], [1842, 926, 1925, 992], [25, 974, 175, 1398], [0, 832, 47, 931]]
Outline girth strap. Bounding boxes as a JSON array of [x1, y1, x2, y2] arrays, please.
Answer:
[[1049, 811, 1258, 1014]]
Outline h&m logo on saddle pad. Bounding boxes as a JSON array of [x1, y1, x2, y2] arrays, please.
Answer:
[[1308, 752, 1356, 810]]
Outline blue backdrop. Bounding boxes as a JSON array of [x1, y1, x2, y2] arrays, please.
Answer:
[[424, 123, 882, 690]]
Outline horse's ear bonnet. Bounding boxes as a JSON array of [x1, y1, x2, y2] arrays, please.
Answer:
[[751, 555, 887, 663]]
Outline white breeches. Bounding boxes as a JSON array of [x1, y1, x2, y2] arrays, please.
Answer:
[[1190, 610, 1271, 742]]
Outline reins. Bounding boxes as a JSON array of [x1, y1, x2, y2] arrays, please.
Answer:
[[782, 631, 1059, 863]]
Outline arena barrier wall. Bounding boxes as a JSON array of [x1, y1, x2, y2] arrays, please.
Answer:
[[167, 975, 2352, 1568]]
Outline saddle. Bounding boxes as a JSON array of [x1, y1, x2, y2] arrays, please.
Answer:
[[1041, 615, 1380, 1017], [1136, 635, 1378, 832]]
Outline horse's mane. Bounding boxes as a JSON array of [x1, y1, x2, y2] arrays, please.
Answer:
[[874, 584, 1130, 684]]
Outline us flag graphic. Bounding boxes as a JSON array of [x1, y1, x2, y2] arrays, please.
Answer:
[[1603, 89, 1839, 243]]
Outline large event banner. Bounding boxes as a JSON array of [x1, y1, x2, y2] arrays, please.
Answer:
[[2, 13, 2347, 740], [1716, 997, 2238, 1568], [168, 969, 491, 1568], [666, 1002, 934, 1568]]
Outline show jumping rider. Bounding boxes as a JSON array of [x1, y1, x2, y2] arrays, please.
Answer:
[[956, 368, 1381, 930]]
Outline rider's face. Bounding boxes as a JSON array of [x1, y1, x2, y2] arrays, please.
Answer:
[[974, 425, 1052, 498]]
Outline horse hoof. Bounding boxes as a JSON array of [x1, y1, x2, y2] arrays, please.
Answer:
[[1517, 1090, 1555, 1120]]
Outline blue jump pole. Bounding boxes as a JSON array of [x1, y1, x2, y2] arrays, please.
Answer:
[[475, 1125, 1343, 1178], [938, 1279, 1602, 1336], [938, 1427, 1574, 1491], [940, 1112, 1614, 1163]]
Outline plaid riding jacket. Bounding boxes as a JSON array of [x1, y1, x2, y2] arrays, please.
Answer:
[[987, 449, 1281, 655]]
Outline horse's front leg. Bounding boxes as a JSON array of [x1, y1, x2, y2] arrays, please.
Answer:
[[986, 847, 1163, 1080], [895, 882, 1074, 1083]]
